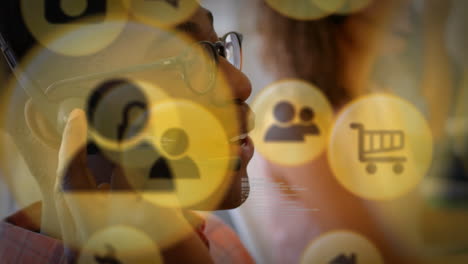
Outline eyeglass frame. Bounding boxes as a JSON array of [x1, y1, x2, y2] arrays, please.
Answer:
[[45, 31, 244, 96], [1, 30, 243, 102]]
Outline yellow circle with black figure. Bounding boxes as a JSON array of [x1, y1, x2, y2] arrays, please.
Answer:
[[251, 79, 333, 166], [21, 0, 128, 56], [78, 225, 163, 264], [265, 0, 331, 20], [123, 0, 199, 28], [300, 231, 384, 264], [328, 94, 433, 201], [124, 99, 233, 209], [86, 79, 170, 154]]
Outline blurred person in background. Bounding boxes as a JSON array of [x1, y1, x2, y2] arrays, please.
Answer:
[[250, 0, 463, 263]]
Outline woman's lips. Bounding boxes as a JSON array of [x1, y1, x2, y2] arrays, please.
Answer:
[[228, 102, 255, 171], [228, 135, 254, 172], [240, 136, 254, 163]]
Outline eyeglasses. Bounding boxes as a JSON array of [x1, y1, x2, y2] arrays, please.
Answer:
[[213, 31, 243, 70], [45, 31, 244, 97], [186, 31, 243, 94]]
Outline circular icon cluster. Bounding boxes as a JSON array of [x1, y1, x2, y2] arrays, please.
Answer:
[[252, 80, 433, 201], [0, 18, 240, 241]]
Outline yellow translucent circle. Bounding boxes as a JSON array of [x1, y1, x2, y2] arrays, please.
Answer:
[[123, 0, 199, 28], [78, 225, 163, 264], [335, 0, 373, 14], [125, 99, 232, 209], [310, 0, 346, 13], [88, 80, 170, 152], [329, 94, 433, 200], [300, 231, 384, 264], [251, 79, 334, 166], [21, 0, 128, 56], [265, 0, 330, 20]]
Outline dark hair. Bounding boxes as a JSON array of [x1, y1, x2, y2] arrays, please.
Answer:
[[258, 2, 351, 107], [0, 0, 36, 60]]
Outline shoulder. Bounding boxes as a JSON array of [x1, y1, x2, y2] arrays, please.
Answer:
[[203, 213, 255, 264], [1, 203, 68, 264]]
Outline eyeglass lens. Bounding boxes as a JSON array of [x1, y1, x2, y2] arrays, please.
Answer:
[[223, 33, 242, 70], [183, 42, 217, 94]]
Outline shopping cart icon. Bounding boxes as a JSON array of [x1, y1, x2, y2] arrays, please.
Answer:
[[350, 123, 407, 174]]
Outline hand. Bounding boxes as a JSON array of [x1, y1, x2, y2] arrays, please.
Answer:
[[54, 109, 213, 263]]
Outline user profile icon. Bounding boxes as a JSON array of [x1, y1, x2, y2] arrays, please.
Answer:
[[251, 79, 333, 166], [147, 127, 200, 191], [265, 101, 320, 142], [124, 100, 232, 209]]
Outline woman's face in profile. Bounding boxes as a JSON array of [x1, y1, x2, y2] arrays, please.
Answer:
[[24, 6, 254, 210], [178, 7, 254, 209]]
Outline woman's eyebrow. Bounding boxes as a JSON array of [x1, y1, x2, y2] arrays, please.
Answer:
[[176, 21, 201, 35], [175, 10, 213, 35]]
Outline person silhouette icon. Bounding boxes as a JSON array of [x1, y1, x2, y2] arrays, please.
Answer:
[[148, 128, 200, 191], [264, 101, 320, 142]]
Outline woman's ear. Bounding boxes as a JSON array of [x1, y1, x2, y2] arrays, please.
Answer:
[[24, 99, 61, 149]]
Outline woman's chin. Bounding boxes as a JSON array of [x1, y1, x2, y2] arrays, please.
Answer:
[[218, 168, 250, 210]]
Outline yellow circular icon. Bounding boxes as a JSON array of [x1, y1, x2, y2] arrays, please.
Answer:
[[78, 225, 163, 264], [251, 79, 334, 166], [21, 0, 128, 56], [123, 0, 199, 28], [87, 79, 170, 153], [123, 99, 233, 209], [300, 231, 384, 264], [329, 94, 433, 200], [265, 0, 331, 20]]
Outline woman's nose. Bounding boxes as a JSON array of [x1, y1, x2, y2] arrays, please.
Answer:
[[220, 58, 252, 102]]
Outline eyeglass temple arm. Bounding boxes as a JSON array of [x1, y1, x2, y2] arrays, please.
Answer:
[[46, 57, 178, 93], [0, 33, 57, 121]]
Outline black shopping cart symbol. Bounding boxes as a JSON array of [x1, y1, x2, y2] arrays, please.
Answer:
[[350, 123, 406, 174]]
